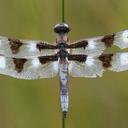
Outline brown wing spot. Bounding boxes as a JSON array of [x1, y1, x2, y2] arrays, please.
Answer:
[[8, 38, 23, 54], [39, 55, 58, 64], [99, 54, 113, 68], [68, 40, 88, 49], [68, 54, 87, 62], [101, 34, 115, 47], [13, 58, 27, 73], [38, 57, 49, 64], [36, 42, 56, 51]]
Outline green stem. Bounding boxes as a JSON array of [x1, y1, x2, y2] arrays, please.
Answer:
[[62, 0, 65, 22], [62, 113, 66, 128]]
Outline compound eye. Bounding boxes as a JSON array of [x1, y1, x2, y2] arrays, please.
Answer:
[[54, 23, 70, 33]]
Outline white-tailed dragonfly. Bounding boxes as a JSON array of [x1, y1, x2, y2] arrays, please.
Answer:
[[0, 23, 128, 117]]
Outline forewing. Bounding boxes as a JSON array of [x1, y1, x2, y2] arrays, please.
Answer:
[[0, 55, 58, 79], [70, 30, 128, 56], [0, 36, 57, 58]]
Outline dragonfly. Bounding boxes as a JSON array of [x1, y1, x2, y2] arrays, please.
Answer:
[[0, 23, 128, 117]]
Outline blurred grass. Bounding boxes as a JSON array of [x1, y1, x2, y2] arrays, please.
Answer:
[[0, 0, 128, 128]]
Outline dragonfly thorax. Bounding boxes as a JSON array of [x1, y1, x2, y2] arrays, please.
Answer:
[[57, 42, 68, 49], [57, 49, 68, 60]]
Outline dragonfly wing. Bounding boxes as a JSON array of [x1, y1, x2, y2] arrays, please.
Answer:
[[0, 55, 59, 79], [69, 52, 128, 78], [0, 36, 57, 58], [70, 30, 128, 56]]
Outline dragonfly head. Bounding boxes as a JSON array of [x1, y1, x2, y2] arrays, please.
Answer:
[[54, 23, 70, 34]]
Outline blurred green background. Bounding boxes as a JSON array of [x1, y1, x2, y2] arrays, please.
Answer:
[[0, 0, 128, 128]]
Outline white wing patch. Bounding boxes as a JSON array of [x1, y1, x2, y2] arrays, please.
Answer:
[[27, 42, 37, 52], [31, 58, 40, 68], [69, 57, 104, 78], [85, 37, 106, 56], [0, 56, 6, 69], [85, 56, 95, 67], [114, 30, 128, 49], [110, 52, 128, 72]]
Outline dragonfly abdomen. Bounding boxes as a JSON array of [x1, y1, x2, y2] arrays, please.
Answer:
[[59, 59, 69, 117]]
